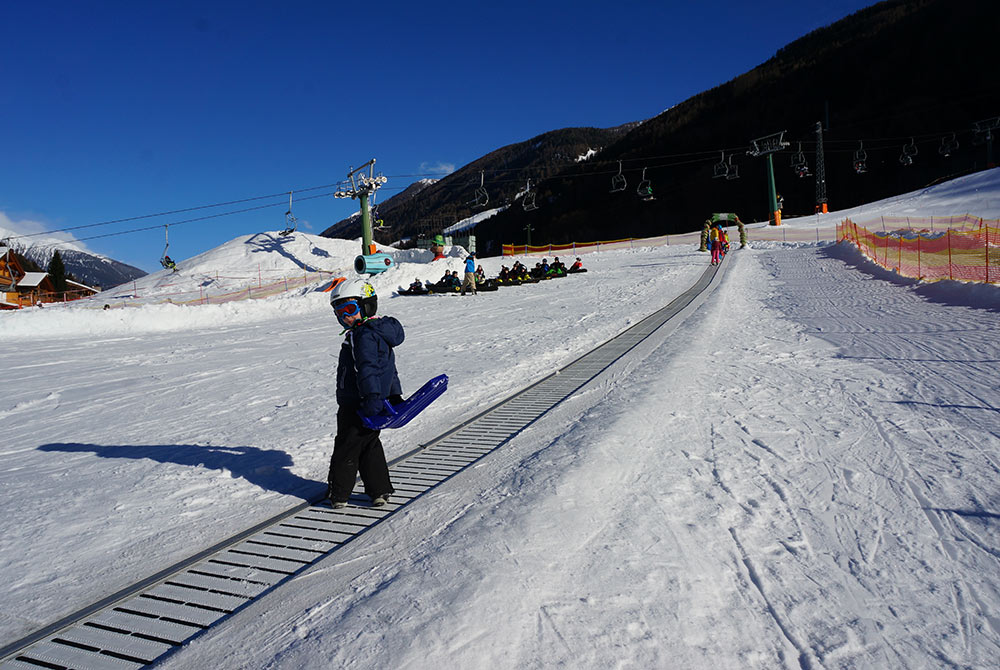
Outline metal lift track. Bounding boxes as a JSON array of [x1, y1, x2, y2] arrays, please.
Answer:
[[0, 259, 724, 669]]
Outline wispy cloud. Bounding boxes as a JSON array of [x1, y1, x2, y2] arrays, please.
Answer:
[[0, 211, 91, 253], [419, 161, 455, 175]]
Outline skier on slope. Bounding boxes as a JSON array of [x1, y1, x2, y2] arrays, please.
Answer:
[[461, 252, 478, 295], [327, 278, 403, 509]]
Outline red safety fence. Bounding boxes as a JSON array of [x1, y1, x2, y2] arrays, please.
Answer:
[[838, 217, 1000, 283], [503, 238, 661, 257], [71, 270, 339, 310]]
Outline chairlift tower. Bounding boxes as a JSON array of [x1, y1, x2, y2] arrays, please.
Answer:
[[747, 131, 790, 225], [814, 122, 828, 213], [334, 158, 393, 275]]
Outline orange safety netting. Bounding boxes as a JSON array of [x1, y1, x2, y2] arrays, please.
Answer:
[[838, 217, 1000, 283], [503, 238, 647, 256], [64, 271, 338, 310]]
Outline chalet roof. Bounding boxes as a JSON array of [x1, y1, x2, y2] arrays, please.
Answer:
[[66, 278, 99, 293], [18, 272, 49, 288]]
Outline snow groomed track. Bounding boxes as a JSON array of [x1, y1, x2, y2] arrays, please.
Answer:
[[0, 257, 726, 670]]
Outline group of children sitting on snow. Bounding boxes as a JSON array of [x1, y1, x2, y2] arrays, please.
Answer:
[[497, 256, 584, 282], [404, 256, 586, 295]]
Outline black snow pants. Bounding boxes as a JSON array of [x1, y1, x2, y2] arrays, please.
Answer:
[[327, 407, 394, 502]]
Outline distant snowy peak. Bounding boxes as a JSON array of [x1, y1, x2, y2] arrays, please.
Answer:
[[0, 224, 98, 259], [1, 224, 146, 290]]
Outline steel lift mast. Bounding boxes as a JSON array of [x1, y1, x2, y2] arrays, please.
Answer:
[[334, 159, 393, 275]]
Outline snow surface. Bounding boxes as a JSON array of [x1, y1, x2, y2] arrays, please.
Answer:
[[2, 169, 1000, 669]]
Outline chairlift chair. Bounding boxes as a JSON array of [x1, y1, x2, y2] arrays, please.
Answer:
[[853, 141, 868, 174], [522, 179, 538, 212], [372, 205, 389, 230], [610, 161, 627, 192], [899, 137, 917, 166], [159, 225, 177, 271], [637, 167, 655, 201], [712, 151, 729, 179], [470, 171, 489, 208], [972, 117, 998, 145], [791, 142, 811, 178], [365, 190, 390, 230], [280, 191, 298, 236], [725, 154, 739, 180], [939, 133, 958, 157]]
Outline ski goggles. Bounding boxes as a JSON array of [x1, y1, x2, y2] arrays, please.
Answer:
[[333, 299, 361, 318]]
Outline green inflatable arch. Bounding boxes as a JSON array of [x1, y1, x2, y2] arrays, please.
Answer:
[[700, 213, 746, 251]]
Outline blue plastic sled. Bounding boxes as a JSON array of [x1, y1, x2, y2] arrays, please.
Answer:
[[360, 374, 449, 430]]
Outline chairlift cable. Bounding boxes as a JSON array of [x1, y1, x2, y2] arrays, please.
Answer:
[[7, 182, 341, 242], [65, 192, 337, 244]]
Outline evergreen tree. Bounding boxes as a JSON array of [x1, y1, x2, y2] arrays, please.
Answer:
[[48, 250, 67, 295]]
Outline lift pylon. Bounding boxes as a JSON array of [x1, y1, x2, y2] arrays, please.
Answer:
[[747, 131, 789, 225], [334, 159, 393, 275]]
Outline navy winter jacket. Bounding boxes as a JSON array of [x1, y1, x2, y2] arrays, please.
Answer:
[[336, 316, 404, 416]]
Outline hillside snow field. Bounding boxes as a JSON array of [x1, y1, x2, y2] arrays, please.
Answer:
[[1, 169, 999, 669]]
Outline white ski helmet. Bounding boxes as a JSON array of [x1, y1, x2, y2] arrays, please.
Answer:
[[329, 276, 378, 317]]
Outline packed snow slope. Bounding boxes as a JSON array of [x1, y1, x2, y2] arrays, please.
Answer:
[[1, 169, 999, 669]]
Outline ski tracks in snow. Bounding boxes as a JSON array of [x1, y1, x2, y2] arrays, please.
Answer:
[[745, 246, 1000, 668], [281, 247, 1000, 669], [147, 245, 1000, 669]]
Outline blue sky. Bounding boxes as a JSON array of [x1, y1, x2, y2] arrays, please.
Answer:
[[1, 0, 877, 272]]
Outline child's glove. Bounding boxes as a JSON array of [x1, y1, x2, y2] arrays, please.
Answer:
[[361, 395, 385, 417]]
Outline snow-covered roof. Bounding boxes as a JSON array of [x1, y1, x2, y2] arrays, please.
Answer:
[[0, 246, 9, 258], [17, 272, 49, 288], [66, 278, 99, 292], [443, 206, 505, 235]]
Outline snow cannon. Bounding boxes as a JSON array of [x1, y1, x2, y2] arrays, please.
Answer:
[[355, 252, 394, 275]]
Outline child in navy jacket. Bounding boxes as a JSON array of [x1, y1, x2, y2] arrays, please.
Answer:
[[327, 278, 404, 508]]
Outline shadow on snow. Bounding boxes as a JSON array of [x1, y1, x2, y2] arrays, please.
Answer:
[[38, 442, 323, 501]]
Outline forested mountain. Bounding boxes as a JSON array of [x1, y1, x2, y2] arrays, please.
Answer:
[[324, 0, 1000, 256], [320, 124, 640, 244]]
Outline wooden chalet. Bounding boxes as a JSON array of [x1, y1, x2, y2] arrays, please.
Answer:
[[0, 246, 27, 309], [0, 247, 99, 309]]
